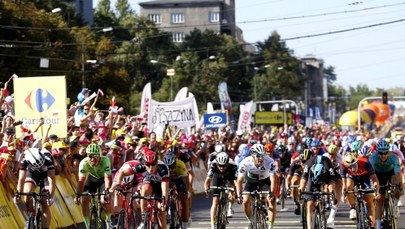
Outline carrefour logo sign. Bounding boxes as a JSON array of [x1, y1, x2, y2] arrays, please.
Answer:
[[25, 89, 55, 112]]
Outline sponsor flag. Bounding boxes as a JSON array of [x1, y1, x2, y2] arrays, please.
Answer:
[[237, 100, 254, 132], [140, 82, 151, 129], [174, 87, 188, 101], [218, 81, 234, 121]]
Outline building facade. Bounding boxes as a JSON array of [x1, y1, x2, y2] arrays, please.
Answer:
[[139, 0, 236, 43]]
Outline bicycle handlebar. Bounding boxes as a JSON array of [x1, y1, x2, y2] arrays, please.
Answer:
[[17, 192, 50, 198], [241, 190, 272, 196], [209, 186, 235, 192], [345, 188, 375, 195], [300, 191, 333, 196]]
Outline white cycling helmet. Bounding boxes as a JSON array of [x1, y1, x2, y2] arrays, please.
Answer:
[[214, 144, 225, 153], [24, 148, 45, 168], [163, 152, 176, 166], [250, 143, 266, 156], [216, 152, 229, 165], [122, 175, 134, 184]]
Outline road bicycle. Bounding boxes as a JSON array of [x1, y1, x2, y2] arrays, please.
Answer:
[[277, 172, 289, 211], [167, 184, 182, 229], [134, 195, 163, 229], [78, 191, 110, 229], [300, 190, 333, 229], [17, 190, 50, 229], [380, 183, 398, 229], [242, 189, 271, 229], [345, 186, 375, 229], [209, 186, 235, 229], [115, 188, 141, 229]]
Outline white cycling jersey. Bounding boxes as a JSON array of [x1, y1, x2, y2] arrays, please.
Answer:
[[237, 155, 276, 181]]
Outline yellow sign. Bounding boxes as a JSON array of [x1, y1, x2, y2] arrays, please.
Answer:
[[255, 111, 293, 125], [14, 76, 67, 138]]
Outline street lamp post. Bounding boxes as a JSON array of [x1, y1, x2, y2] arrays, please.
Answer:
[[150, 60, 175, 100], [82, 59, 97, 88]]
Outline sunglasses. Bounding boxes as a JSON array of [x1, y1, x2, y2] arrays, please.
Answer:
[[378, 152, 389, 156], [145, 163, 157, 167], [348, 163, 357, 169], [218, 164, 227, 168], [288, 143, 295, 145], [88, 155, 100, 159], [254, 154, 264, 159], [312, 147, 320, 150]]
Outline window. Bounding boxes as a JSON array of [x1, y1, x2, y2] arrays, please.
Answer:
[[148, 14, 161, 24], [171, 13, 184, 24], [172, 32, 184, 43], [209, 12, 220, 22]]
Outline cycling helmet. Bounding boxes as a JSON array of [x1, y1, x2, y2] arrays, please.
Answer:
[[214, 144, 225, 153], [163, 152, 176, 167], [377, 140, 390, 153], [239, 144, 250, 157], [287, 137, 296, 144], [216, 152, 229, 165], [347, 135, 356, 144], [86, 143, 101, 156], [359, 144, 372, 157], [310, 156, 326, 184], [123, 175, 134, 184], [144, 150, 158, 164], [328, 144, 338, 155], [310, 139, 320, 147], [343, 152, 358, 166], [238, 143, 247, 153], [265, 142, 275, 152], [299, 149, 311, 161], [24, 148, 46, 168], [276, 144, 287, 153], [168, 146, 179, 154], [250, 143, 266, 156], [350, 140, 362, 152], [304, 137, 312, 146]]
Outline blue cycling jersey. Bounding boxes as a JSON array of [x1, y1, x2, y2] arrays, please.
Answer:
[[369, 152, 401, 174]]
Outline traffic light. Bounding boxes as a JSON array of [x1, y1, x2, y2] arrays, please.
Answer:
[[382, 91, 388, 104]]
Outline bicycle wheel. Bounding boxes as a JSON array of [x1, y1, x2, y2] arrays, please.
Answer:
[[89, 209, 99, 229], [168, 200, 179, 229], [356, 201, 368, 229], [313, 208, 321, 229], [383, 197, 397, 229], [35, 208, 42, 229], [26, 213, 35, 229], [125, 207, 137, 229], [216, 192, 225, 229], [280, 177, 286, 209], [301, 200, 307, 229], [116, 209, 126, 229]]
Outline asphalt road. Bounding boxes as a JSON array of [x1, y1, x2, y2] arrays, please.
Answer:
[[188, 194, 405, 229]]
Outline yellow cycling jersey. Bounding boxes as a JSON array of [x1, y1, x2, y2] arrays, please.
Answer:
[[169, 159, 188, 179]]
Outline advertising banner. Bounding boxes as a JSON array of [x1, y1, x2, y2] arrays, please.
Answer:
[[14, 76, 67, 138], [203, 113, 227, 130]]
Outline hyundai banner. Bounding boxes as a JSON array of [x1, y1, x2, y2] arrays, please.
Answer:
[[203, 113, 227, 130]]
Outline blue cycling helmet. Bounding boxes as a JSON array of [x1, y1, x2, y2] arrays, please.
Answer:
[[358, 145, 372, 157], [304, 137, 312, 146], [310, 156, 326, 184], [311, 139, 320, 147], [350, 140, 362, 152], [347, 135, 356, 144], [239, 144, 250, 157], [377, 140, 390, 153]]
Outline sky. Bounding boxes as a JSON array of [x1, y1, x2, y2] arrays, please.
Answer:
[[93, 0, 405, 90]]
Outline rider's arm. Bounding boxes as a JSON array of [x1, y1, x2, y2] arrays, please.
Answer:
[[236, 176, 243, 197], [47, 169, 56, 198], [162, 180, 169, 205], [370, 174, 380, 194], [16, 169, 27, 193], [104, 158, 113, 190]]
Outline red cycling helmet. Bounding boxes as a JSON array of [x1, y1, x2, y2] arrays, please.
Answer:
[[143, 150, 158, 164]]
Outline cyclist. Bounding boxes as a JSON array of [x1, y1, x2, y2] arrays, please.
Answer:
[[286, 148, 311, 215], [128, 150, 170, 229], [163, 152, 191, 229], [324, 143, 343, 228], [310, 138, 327, 155], [299, 153, 335, 229], [204, 152, 238, 229], [236, 143, 277, 229], [14, 148, 55, 229], [74, 143, 114, 229], [369, 139, 404, 229], [109, 158, 143, 213], [341, 152, 379, 229]]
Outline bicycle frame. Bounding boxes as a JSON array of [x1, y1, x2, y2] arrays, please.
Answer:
[[346, 186, 374, 229], [78, 192, 108, 229], [209, 186, 235, 229], [380, 183, 398, 229], [19, 191, 49, 229], [301, 191, 332, 229], [134, 195, 162, 229], [242, 190, 270, 229], [167, 185, 181, 229], [116, 189, 140, 229]]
